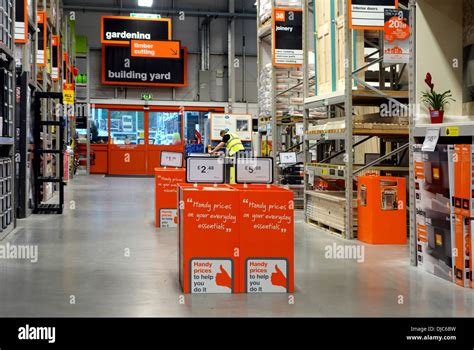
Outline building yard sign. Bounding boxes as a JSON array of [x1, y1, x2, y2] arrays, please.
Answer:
[[101, 16, 187, 87], [349, 0, 398, 30]]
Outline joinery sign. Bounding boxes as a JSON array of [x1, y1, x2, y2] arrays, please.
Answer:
[[272, 8, 303, 67]]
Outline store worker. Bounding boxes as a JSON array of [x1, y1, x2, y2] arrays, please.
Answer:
[[211, 130, 245, 156]]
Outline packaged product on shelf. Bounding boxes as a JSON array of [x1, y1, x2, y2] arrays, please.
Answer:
[[414, 144, 454, 284], [290, 97, 304, 105], [289, 71, 304, 80], [275, 0, 302, 7], [259, 0, 272, 24], [276, 97, 289, 104]]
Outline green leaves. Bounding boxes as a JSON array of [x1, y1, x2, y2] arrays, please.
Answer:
[[421, 89, 455, 111]]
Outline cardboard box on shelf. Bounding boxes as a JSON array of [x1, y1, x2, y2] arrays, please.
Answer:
[[414, 144, 454, 283]]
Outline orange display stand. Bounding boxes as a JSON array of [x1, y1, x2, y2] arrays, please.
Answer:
[[90, 144, 108, 174], [178, 184, 240, 294], [357, 176, 407, 245], [155, 167, 186, 228], [231, 184, 294, 293]]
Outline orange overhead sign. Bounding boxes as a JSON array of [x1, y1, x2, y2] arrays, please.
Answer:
[[131, 40, 181, 59]]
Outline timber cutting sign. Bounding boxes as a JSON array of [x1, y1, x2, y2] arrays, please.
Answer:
[[349, 0, 399, 30]]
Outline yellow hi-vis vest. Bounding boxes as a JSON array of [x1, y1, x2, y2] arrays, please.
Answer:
[[225, 132, 245, 156]]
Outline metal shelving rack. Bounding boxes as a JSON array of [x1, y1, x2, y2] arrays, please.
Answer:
[[75, 50, 91, 175], [408, 0, 471, 266], [303, 0, 412, 239], [256, 1, 306, 208], [0, 0, 16, 239]]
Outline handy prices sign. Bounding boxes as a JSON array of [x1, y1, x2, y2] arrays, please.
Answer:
[[101, 16, 187, 87]]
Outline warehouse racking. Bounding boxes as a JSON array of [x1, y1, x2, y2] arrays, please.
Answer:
[[256, 0, 307, 208], [409, 0, 473, 269], [74, 39, 91, 175], [0, 0, 16, 238], [302, 0, 412, 239]]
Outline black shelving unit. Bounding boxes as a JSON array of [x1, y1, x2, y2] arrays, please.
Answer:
[[33, 92, 64, 214], [0, 0, 16, 239]]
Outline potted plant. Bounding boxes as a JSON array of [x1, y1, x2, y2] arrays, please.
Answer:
[[421, 73, 455, 124]]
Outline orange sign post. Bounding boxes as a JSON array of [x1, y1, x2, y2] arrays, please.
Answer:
[[155, 167, 186, 228]]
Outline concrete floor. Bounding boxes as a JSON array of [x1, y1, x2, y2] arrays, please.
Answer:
[[0, 175, 473, 317]]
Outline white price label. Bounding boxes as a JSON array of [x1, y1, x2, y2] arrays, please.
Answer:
[[235, 158, 273, 184], [186, 157, 225, 183], [280, 152, 297, 164], [161, 151, 183, 167], [422, 127, 440, 152]]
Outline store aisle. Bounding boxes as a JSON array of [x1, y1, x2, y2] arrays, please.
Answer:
[[0, 175, 473, 317]]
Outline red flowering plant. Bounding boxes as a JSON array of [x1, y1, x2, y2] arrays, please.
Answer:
[[420, 73, 455, 112]]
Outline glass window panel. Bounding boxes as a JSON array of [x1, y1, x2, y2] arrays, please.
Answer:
[[90, 108, 109, 144], [148, 112, 182, 145], [110, 111, 145, 145]]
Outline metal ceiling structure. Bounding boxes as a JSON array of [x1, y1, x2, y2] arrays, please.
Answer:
[[62, 0, 257, 18]]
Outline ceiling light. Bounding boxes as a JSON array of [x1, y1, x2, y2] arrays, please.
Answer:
[[138, 0, 153, 7]]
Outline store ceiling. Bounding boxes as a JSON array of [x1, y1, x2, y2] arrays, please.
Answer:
[[62, 0, 257, 15]]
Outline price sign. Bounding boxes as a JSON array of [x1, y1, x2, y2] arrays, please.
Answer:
[[186, 157, 225, 183], [235, 158, 274, 184], [422, 127, 440, 152], [160, 151, 183, 167], [279, 152, 297, 164]]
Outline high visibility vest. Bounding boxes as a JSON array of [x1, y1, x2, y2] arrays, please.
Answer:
[[225, 132, 245, 156]]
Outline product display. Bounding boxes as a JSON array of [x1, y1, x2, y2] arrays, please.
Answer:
[[178, 184, 240, 294], [178, 183, 294, 294], [414, 143, 474, 288], [155, 167, 186, 228], [358, 176, 407, 245], [259, 64, 315, 119], [233, 184, 294, 293], [0, 158, 12, 231]]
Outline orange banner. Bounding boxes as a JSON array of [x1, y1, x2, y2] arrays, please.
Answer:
[[131, 40, 181, 59]]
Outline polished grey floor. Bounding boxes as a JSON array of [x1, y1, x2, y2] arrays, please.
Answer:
[[0, 175, 473, 317]]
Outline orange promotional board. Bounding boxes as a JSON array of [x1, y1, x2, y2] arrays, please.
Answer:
[[178, 183, 295, 294], [131, 40, 181, 59], [357, 176, 407, 245], [231, 184, 294, 293], [155, 167, 186, 228], [178, 184, 240, 294]]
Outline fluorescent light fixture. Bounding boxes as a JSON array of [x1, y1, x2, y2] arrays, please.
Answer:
[[138, 0, 153, 7]]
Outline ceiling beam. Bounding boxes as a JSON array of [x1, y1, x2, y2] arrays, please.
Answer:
[[63, 4, 257, 18]]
